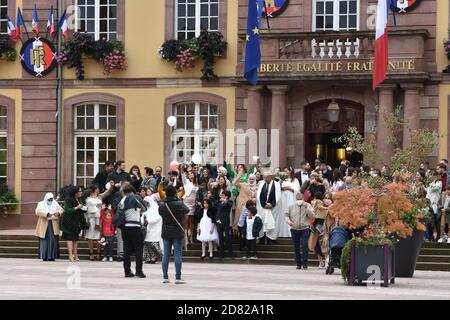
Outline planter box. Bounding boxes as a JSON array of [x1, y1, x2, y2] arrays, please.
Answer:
[[349, 242, 395, 287], [394, 229, 424, 278]]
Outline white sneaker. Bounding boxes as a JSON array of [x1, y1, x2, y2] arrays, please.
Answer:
[[162, 278, 170, 284], [175, 279, 186, 284], [438, 238, 444, 243], [109, 257, 113, 262], [102, 257, 108, 262]]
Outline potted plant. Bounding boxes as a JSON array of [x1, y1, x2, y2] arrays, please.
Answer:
[[0, 34, 17, 61], [336, 106, 439, 278], [330, 183, 427, 286], [158, 30, 226, 79], [0, 186, 18, 217], [59, 33, 127, 80]]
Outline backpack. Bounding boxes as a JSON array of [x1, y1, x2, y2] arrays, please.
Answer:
[[112, 206, 126, 229]]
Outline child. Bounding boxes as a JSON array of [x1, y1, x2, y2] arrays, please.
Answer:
[[197, 199, 218, 259], [236, 200, 255, 251], [100, 206, 116, 262], [242, 206, 263, 259]]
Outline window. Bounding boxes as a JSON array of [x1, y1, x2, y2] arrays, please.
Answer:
[[0, 106, 6, 186], [0, 0, 8, 34], [74, 104, 117, 186], [75, 0, 117, 40], [313, 0, 359, 31], [172, 102, 219, 163], [176, 0, 219, 40]]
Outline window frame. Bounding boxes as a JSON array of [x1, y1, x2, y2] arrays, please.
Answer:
[[74, 0, 118, 41], [0, 96, 15, 192], [73, 103, 117, 186], [312, 0, 360, 32], [0, 0, 15, 35], [64, 93, 124, 187], [171, 102, 220, 163], [165, 0, 227, 41], [175, 0, 220, 40]]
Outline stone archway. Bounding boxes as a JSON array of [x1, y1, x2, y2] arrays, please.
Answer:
[[304, 99, 365, 168]]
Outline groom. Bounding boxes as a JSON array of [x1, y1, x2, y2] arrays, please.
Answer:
[[257, 168, 282, 245]]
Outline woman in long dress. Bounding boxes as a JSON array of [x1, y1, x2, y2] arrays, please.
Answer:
[[279, 167, 300, 238], [35, 193, 64, 261], [233, 169, 257, 228], [61, 186, 86, 262], [142, 195, 163, 264], [181, 166, 199, 244]]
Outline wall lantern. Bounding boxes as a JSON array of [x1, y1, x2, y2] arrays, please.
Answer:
[[327, 99, 340, 123]]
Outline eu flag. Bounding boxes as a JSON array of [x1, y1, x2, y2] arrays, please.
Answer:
[[244, 0, 264, 86]]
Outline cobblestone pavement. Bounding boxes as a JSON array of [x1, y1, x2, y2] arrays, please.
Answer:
[[0, 258, 449, 300]]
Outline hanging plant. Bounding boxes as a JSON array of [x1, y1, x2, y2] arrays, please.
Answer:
[[197, 29, 226, 80], [59, 33, 127, 80], [444, 39, 450, 73], [0, 34, 17, 61], [158, 30, 226, 79]]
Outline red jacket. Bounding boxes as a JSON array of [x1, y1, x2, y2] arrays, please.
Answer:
[[100, 208, 116, 236]]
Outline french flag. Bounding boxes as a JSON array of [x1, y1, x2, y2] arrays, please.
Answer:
[[47, 6, 55, 35], [16, 8, 25, 40], [373, 0, 389, 91], [58, 9, 68, 39], [6, 16, 17, 41], [32, 3, 39, 35]]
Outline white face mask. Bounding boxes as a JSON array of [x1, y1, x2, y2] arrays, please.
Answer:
[[297, 200, 303, 206]]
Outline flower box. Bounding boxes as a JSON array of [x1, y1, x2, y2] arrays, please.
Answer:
[[348, 242, 395, 287], [394, 228, 424, 277]]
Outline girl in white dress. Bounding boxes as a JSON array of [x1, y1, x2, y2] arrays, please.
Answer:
[[197, 199, 219, 259]]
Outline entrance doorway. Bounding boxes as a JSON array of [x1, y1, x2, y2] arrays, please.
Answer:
[[304, 99, 365, 168]]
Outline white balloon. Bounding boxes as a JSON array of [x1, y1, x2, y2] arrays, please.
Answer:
[[167, 116, 177, 127], [191, 154, 202, 164]]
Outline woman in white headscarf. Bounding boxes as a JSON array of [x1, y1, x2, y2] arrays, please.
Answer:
[[35, 193, 64, 261], [142, 195, 163, 263]]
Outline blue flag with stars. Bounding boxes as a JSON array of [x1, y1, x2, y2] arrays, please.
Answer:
[[244, 0, 264, 85]]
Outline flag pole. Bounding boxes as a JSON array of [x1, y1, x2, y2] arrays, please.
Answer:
[[263, 0, 271, 32], [391, 0, 397, 26], [18, 9, 31, 40]]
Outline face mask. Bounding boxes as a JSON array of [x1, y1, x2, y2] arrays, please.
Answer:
[[297, 200, 303, 206]]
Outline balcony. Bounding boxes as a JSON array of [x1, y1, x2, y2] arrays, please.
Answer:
[[237, 29, 430, 82]]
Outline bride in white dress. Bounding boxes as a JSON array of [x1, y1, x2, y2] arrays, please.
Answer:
[[278, 167, 301, 238]]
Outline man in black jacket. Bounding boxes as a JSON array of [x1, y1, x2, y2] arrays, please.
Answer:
[[159, 186, 189, 284], [92, 161, 114, 192], [107, 160, 131, 188], [216, 191, 234, 258]]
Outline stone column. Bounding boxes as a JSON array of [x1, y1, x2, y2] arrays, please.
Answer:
[[268, 85, 289, 168], [402, 84, 423, 149], [246, 86, 262, 132], [376, 85, 396, 162]]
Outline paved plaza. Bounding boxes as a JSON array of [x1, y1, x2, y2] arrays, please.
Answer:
[[0, 258, 449, 300]]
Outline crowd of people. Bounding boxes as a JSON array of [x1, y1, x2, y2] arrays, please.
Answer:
[[34, 156, 450, 281]]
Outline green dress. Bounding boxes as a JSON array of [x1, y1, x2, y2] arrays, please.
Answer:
[[61, 200, 85, 241], [226, 163, 255, 198]]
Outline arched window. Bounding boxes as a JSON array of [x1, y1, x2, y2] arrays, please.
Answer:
[[172, 102, 219, 163], [164, 93, 226, 168], [74, 103, 117, 186], [64, 93, 124, 186]]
